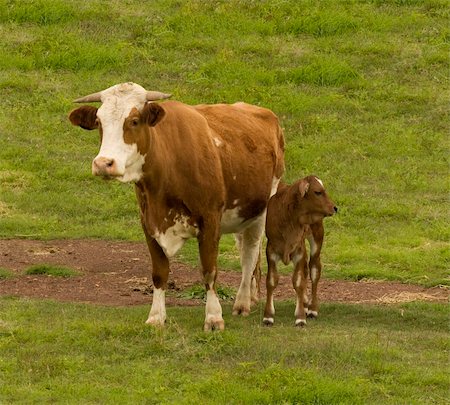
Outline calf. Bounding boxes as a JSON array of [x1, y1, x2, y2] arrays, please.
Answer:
[[263, 175, 337, 327]]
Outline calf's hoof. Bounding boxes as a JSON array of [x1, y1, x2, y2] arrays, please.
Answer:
[[295, 319, 306, 327], [307, 310, 318, 318]]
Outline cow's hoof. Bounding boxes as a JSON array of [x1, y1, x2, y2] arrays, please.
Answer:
[[204, 319, 225, 332], [295, 319, 306, 327], [307, 310, 318, 319], [232, 306, 250, 316], [145, 317, 165, 327], [262, 317, 274, 327]]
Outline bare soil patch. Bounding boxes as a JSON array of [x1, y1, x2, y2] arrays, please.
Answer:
[[0, 239, 447, 307]]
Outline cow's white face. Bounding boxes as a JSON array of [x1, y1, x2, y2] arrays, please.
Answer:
[[94, 83, 148, 183], [69, 82, 170, 183]]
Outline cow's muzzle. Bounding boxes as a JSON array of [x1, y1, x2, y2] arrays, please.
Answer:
[[92, 157, 120, 178]]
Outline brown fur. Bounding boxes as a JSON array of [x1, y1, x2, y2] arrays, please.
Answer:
[[70, 99, 285, 330], [264, 175, 336, 327]]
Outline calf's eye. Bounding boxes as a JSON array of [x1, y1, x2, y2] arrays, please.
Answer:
[[314, 191, 322, 196]]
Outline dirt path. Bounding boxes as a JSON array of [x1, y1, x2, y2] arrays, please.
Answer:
[[0, 239, 447, 306]]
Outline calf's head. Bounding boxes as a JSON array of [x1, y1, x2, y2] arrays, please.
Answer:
[[69, 82, 171, 183], [296, 175, 337, 223]]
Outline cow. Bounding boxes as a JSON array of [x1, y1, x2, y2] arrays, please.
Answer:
[[69, 82, 285, 331], [263, 175, 337, 327]]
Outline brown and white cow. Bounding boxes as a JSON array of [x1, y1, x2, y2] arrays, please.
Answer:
[[264, 176, 337, 327], [69, 82, 285, 331]]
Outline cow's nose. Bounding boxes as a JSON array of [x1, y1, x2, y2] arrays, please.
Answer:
[[92, 157, 116, 176]]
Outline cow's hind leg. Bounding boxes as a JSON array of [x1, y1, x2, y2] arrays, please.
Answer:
[[235, 233, 262, 305], [233, 214, 265, 316], [199, 216, 224, 331], [145, 238, 169, 326]]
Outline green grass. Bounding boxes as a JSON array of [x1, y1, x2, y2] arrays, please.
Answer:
[[0, 297, 448, 404], [179, 284, 236, 301], [24, 264, 80, 278], [0, 0, 448, 287], [0, 268, 13, 279]]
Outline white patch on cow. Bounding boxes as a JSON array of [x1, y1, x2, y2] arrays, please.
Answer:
[[220, 207, 245, 234], [146, 288, 166, 325], [232, 199, 239, 206], [295, 318, 307, 326], [233, 214, 265, 316], [307, 309, 318, 317], [154, 215, 199, 257], [315, 177, 324, 187], [213, 137, 223, 147], [310, 266, 319, 283], [233, 175, 237, 181], [95, 83, 148, 183]]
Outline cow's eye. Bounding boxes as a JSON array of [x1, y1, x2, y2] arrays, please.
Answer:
[[131, 118, 139, 126], [314, 191, 322, 196]]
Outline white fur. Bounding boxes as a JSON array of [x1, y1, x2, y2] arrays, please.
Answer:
[[95, 83, 148, 183], [146, 288, 166, 325], [310, 266, 319, 283], [213, 137, 223, 147], [205, 289, 223, 328], [292, 252, 303, 265], [314, 177, 324, 187], [153, 215, 199, 257]]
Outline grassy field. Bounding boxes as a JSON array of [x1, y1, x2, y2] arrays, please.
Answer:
[[0, 1, 448, 403], [0, 0, 448, 286], [0, 297, 448, 404]]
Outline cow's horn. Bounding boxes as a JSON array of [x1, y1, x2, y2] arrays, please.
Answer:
[[146, 91, 172, 101], [73, 92, 103, 103]]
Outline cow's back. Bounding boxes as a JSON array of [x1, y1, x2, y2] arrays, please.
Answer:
[[194, 102, 285, 215]]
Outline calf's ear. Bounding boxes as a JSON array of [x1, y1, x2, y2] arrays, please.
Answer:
[[69, 106, 98, 130], [142, 102, 166, 127], [299, 179, 310, 198]]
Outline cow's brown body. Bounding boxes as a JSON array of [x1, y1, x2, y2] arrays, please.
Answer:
[[264, 176, 336, 327], [69, 83, 284, 331]]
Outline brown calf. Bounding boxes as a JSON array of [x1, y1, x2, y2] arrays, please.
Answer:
[[264, 175, 337, 327]]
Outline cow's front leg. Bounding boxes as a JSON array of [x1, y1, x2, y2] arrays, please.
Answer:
[[199, 217, 224, 331], [145, 238, 169, 326], [233, 215, 265, 316], [293, 245, 308, 327]]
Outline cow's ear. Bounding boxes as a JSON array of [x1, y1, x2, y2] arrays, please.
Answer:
[[142, 102, 166, 127], [69, 106, 98, 130], [298, 179, 310, 198]]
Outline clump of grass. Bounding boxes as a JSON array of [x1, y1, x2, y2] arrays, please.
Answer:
[[0, 268, 14, 279], [25, 264, 79, 278], [179, 284, 236, 301]]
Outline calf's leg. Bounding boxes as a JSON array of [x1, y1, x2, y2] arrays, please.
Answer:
[[307, 222, 324, 318], [292, 245, 308, 327], [263, 243, 279, 326]]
